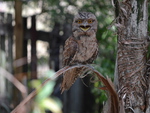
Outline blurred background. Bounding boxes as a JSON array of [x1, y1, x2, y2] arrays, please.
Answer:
[[0, 0, 117, 113]]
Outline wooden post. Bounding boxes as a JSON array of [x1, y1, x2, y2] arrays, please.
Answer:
[[23, 17, 28, 75], [30, 15, 37, 79]]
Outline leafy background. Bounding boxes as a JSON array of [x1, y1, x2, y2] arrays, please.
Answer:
[[0, 0, 119, 113]]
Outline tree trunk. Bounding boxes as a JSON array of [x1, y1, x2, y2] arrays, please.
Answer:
[[13, 0, 24, 107], [14, 0, 23, 74], [114, 0, 148, 112]]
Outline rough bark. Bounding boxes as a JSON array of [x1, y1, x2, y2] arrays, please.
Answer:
[[115, 0, 148, 112]]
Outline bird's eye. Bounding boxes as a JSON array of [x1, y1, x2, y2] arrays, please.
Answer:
[[76, 19, 83, 24], [88, 19, 94, 23]]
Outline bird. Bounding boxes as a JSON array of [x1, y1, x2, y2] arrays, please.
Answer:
[[61, 12, 98, 93]]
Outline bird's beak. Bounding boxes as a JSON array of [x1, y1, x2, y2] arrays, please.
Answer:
[[80, 26, 91, 32]]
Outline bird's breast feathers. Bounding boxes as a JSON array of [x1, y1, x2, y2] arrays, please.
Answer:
[[72, 36, 98, 63]]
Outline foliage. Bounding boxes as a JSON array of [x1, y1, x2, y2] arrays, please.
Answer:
[[23, 0, 116, 112], [93, 23, 117, 113], [2, 0, 117, 112], [29, 70, 62, 113]]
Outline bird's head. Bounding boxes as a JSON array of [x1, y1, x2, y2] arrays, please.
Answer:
[[72, 12, 98, 38]]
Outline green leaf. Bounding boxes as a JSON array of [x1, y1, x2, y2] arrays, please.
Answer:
[[36, 80, 55, 102], [40, 98, 62, 113]]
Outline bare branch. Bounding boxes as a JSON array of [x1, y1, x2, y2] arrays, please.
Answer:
[[0, 67, 27, 98]]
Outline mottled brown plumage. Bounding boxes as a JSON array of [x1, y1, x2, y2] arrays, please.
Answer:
[[61, 12, 98, 93]]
